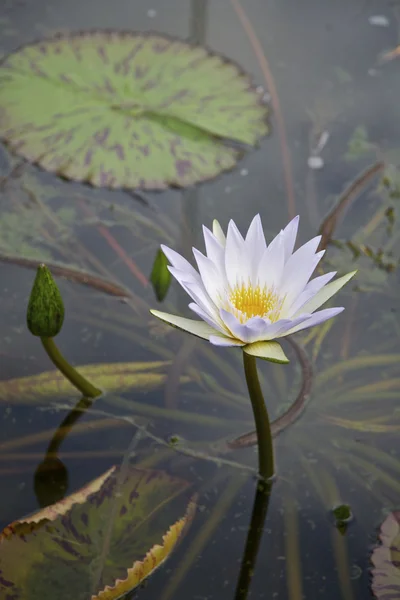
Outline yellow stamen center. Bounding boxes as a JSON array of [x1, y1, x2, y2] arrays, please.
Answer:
[[229, 283, 283, 323]]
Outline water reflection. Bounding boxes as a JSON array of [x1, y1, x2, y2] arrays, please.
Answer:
[[234, 483, 272, 600], [33, 396, 93, 507]]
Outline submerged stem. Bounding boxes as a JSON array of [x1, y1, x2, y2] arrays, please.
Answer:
[[41, 337, 102, 399], [242, 352, 274, 481]]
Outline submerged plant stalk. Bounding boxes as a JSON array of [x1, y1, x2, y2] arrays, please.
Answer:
[[243, 352, 274, 481]]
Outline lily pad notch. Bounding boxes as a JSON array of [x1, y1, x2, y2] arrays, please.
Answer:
[[0, 31, 269, 190]]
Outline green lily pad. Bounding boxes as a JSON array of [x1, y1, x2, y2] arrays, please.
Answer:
[[0, 31, 269, 189], [0, 466, 196, 599], [371, 511, 400, 598]]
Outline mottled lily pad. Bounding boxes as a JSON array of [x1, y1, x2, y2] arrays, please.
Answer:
[[0, 31, 269, 189], [371, 511, 400, 598], [0, 465, 196, 599]]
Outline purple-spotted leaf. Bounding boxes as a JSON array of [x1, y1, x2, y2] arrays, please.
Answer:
[[0, 466, 196, 599], [371, 511, 400, 598], [0, 360, 190, 404], [0, 31, 269, 189]]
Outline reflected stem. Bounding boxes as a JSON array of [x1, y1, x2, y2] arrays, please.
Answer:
[[47, 396, 94, 455], [234, 483, 272, 600], [41, 337, 102, 399], [34, 395, 94, 508], [243, 352, 274, 481]]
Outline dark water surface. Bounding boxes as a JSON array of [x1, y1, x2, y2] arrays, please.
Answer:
[[1, 0, 400, 599]]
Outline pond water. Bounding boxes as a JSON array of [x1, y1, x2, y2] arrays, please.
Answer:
[[0, 0, 400, 598]]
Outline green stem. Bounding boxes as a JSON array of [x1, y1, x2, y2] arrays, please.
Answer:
[[243, 352, 274, 481], [41, 337, 102, 399]]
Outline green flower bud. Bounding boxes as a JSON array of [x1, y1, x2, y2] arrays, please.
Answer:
[[150, 248, 171, 302], [27, 264, 65, 337]]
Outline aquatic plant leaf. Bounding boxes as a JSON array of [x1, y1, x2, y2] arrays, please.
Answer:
[[150, 248, 171, 302], [316, 354, 400, 388], [321, 415, 400, 433], [371, 511, 400, 599], [0, 466, 195, 599], [345, 125, 374, 161], [0, 31, 269, 189], [0, 360, 190, 404]]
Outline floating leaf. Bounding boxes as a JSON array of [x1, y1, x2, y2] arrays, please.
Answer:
[[371, 511, 400, 598], [0, 466, 196, 599], [0, 31, 269, 189], [0, 360, 190, 404], [150, 248, 171, 302]]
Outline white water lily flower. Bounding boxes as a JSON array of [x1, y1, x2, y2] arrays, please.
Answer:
[[151, 215, 356, 363]]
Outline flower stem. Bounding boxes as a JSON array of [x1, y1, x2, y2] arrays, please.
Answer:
[[41, 337, 102, 399], [242, 352, 274, 481]]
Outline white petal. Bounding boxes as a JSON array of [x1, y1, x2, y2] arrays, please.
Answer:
[[161, 245, 199, 282], [282, 235, 322, 285], [288, 271, 336, 317], [209, 335, 244, 347], [304, 271, 337, 295], [168, 265, 198, 286], [280, 249, 325, 308], [282, 215, 300, 261], [283, 307, 344, 335], [225, 220, 246, 288], [262, 314, 312, 339], [243, 341, 289, 363], [189, 302, 228, 334], [220, 309, 270, 343], [257, 231, 285, 289], [218, 310, 312, 344], [245, 214, 267, 282], [150, 310, 216, 340], [202, 226, 227, 285], [168, 267, 219, 321], [212, 219, 226, 246], [245, 214, 266, 251], [193, 248, 225, 307], [300, 271, 357, 314]]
